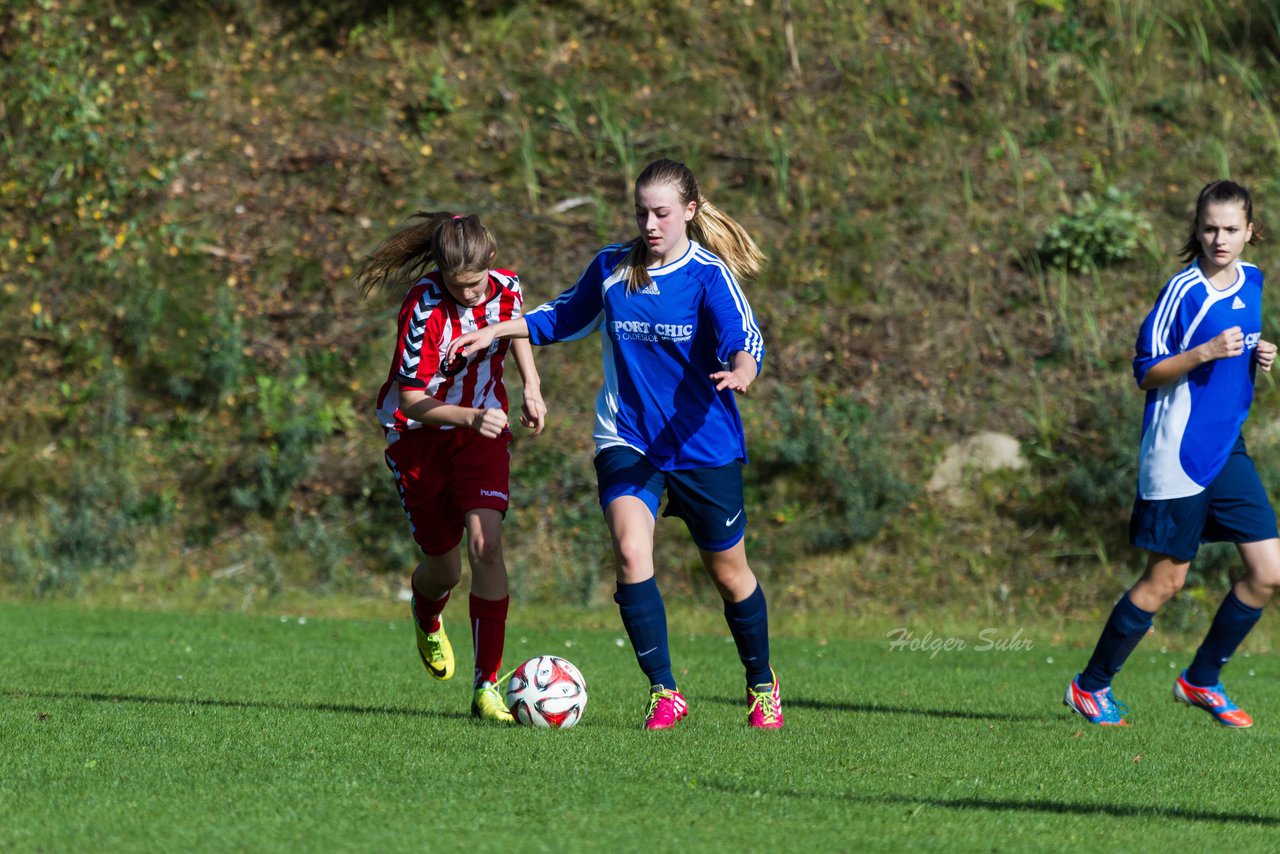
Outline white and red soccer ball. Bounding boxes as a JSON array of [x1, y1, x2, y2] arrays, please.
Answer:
[[504, 655, 587, 729]]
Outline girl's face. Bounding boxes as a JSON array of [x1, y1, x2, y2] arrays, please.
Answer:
[[635, 181, 695, 266], [1198, 200, 1253, 276], [441, 269, 491, 306]]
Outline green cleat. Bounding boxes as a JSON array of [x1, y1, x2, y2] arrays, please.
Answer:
[[413, 605, 454, 681], [471, 683, 515, 723]]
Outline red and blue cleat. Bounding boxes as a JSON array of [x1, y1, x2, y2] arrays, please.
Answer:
[[1173, 671, 1253, 728], [1063, 675, 1129, 726]]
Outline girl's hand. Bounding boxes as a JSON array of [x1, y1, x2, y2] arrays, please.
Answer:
[[710, 368, 753, 394], [1256, 338, 1278, 372], [444, 327, 497, 367], [1200, 326, 1245, 362], [471, 407, 508, 438], [520, 389, 547, 437]]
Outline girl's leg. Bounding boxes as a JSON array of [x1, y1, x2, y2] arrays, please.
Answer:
[[1233, 537, 1280, 607], [1077, 554, 1187, 692], [1184, 538, 1280, 686], [699, 541, 773, 688], [411, 548, 462, 633], [410, 549, 461, 682], [464, 508, 509, 688], [607, 496, 658, 585], [606, 497, 676, 691]]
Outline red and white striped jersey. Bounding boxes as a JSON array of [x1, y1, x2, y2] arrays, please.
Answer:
[[375, 269, 524, 442]]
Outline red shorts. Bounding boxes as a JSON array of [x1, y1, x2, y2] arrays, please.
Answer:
[[384, 427, 511, 556]]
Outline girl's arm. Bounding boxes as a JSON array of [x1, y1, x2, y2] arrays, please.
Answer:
[[711, 351, 759, 394], [444, 317, 530, 367], [398, 389, 508, 438], [511, 338, 546, 436], [1139, 326, 1244, 390]]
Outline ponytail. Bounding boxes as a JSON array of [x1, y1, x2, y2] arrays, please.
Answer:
[[355, 211, 497, 295], [689, 198, 766, 281]]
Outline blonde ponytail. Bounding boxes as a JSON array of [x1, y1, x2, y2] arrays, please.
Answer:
[[689, 197, 766, 281]]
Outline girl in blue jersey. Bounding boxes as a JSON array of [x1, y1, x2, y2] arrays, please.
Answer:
[[1065, 180, 1280, 727], [446, 159, 782, 729]]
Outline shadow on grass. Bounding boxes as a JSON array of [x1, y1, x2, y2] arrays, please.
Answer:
[[704, 694, 1040, 722], [701, 780, 1279, 826], [8, 688, 468, 721]]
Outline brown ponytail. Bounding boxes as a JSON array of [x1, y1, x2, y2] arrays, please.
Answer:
[[355, 212, 497, 295]]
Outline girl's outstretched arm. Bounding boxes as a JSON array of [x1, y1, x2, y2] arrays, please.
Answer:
[[710, 351, 759, 394], [444, 317, 530, 366]]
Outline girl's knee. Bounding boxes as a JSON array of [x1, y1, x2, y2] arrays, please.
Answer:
[[705, 561, 756, 602], [614, 535, 651, 572], [415, 560, 461, 592], [1242, 575, 1280, 601], [467, 533, 502, 568]]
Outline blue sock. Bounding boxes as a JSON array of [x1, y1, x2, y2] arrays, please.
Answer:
[[1078, 593, 1154, 693], [614, 578, 676, 691], [724, 584, 773, 687], [1186, 590, 1263, 687]]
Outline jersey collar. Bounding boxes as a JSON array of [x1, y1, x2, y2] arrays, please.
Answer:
[[646, 240, 697, 276], [1194, 259, 1245, 296]]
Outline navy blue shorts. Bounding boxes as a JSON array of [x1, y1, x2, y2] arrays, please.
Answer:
[[1129, 439, 1278, 562], [593, 445, 746, 553]]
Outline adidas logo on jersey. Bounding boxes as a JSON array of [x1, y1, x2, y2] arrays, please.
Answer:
[[639, 282, 661, 295], [1232, 295, 1246, 309]]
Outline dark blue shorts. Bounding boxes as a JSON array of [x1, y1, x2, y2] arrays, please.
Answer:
[[1129, 439, 1278, 562], [593, 445, 746, 553]]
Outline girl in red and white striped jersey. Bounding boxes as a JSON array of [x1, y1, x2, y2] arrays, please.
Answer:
[[357, 211, 546, 723]]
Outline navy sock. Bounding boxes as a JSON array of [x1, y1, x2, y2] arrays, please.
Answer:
[[1078, 593, 1154, 693], [614, 578, 676, 691], [724, 584, 773, 687], [1186, 590, 1263, 687]]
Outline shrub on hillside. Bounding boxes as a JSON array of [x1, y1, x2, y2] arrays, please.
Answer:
[[751, 383, 910, 554], [1037, 187, 1153, 272]]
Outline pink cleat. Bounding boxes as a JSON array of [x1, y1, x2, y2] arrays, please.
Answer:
[[643, 687, 688, 730], [747, 669, 783, 729]]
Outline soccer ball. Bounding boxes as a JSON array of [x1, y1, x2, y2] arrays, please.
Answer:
[[504, 655, 587, 729]]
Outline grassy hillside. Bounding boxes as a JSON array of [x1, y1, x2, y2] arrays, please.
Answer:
[[5, 0, 1280, 627]]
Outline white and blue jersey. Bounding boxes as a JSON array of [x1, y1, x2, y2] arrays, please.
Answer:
[[524, 241, 765, 470], [1133, 260, 1263, 499]]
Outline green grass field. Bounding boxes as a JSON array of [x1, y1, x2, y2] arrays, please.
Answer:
[[4, 602, 1280, 851]]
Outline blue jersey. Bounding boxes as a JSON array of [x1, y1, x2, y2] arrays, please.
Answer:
[[525, 241, 765, 470], [1133, 260, 1263, 499]]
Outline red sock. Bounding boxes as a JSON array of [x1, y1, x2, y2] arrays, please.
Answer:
[[470, 594, 509, 687], [411, 587, 449, 633]]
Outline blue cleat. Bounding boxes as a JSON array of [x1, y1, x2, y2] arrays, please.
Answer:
[[1174, 671, 1253, 728], [1063, 675, 1129, 726]]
